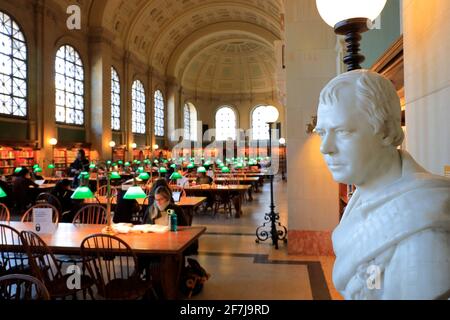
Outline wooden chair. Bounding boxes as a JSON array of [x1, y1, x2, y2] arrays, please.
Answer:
[[72, 204, 107, 225], [0, 224, 30, 277], [21, 203, 59, 224], [0, 203, 10, 222], [20, 231, 94, 300], [0, 274, 50, 300], [80, 234, 153, 300], [96, 185, 118, 197], [36, 193, 62, 214]]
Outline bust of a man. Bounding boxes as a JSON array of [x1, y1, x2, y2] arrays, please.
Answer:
[[315, 70, 450, 300]]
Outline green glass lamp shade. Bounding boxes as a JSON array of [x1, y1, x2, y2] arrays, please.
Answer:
[[136, 161, 141, 165], [78, 171, 90, 179], [33, 164, 40, 169], [170, 172, 183, 180], [154, 159, 159, 164], [170, 163, 177, 169], [14, 167, 22, 174], [197, 166, 206, 173], [106, 160, 112, 165], [112, 162, 117, 167], [125, 162, 131, 167], [133, 160, 138, 164], [123, 186, 147, 199], [187, 163, 195, 169], [118, 160, 123, 165], [34, 167, 43, 173], [159, 167, 168, 173], [204, 161, 211, 166], [138, 172, 150, 180], [235, 163, 243, 169], [71, 186, 94, 199], [0, 186, 7, 198], [110, 171, 121, 180], [136, 166, 145, 173], [89, 163, 96, 169], [163, 159, 168, 163], [47, 164, 55, 169], [221, 167, 231, 173]]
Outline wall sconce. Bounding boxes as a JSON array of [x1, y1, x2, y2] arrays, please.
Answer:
[[305, 116, 317, 134], [49, 138, 58, 146], [316, 0, 387, 71], [109, 141, 116, 148], [279, 138, 286, 145], [131, 143, 137, 149]]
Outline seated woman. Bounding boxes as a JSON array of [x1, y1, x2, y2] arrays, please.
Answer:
[[146, 178, 172, 207], [143, 186, 188, 226], [195, 172, 213, 185]]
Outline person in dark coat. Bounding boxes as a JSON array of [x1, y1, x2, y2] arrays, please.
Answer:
[[12, 168, 38, 214], [69, 149, 89, 188]]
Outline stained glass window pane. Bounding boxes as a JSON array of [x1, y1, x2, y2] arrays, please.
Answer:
[[54, 45, 84, 125], [111, 67, 121, 131], [132, 80, 146, 134], [215, 106, 236, 141], [154, 90, 165, 137], [0, 11, 27, 117]]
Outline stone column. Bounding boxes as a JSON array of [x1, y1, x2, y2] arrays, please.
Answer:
[[88, 27, 113, 161], [166, 76, 181, 147]]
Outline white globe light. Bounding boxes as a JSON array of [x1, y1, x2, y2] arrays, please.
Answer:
[[265, 106, 279, 123], [131, 143, 137, 149], [279, 138, 286, 145], [49, 138, 58, 146], [316, 0, 387, 28], [153, 144, 159, 150], [109, 141, 116, 148]]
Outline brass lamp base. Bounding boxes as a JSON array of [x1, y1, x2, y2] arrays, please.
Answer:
[[101, 225, 116, 235]]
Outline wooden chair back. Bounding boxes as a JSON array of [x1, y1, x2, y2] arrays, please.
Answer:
[[0, 224, 28, 276], [36, 193, 62, 213], [21, 204, 59, 224], [0, 274, 50, 300], [0, 203, 10, 222], [72, 204, 107, 224]]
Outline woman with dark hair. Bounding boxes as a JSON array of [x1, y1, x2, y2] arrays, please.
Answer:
[[12, 167, 38, 214], [147, 178, 172, 207], [69, 149, 90, 188]]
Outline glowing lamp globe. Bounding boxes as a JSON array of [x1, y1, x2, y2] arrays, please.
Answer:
[[159, 167, 168, 173], [316, 0, 387, 28], [110, 172, 121, 180], [221, 167, 230, 173], [170, 164, 177, 169], [124, 186, 147, 200], [47, 164, 55, 169], [264, 106, 279, 123], [197, 167, 206, 173], [138, 172, 150, 180], [170, 172, 183, 180]]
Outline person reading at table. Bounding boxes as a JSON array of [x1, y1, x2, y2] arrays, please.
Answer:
[[143, 186, 188, 226], [12, 167, 38, 214], [196, 171, 213, 185]]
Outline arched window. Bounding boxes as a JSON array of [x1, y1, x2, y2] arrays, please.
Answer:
[[251, 105, 274, 140], [154, 90, 164, 137], [184, 102, 197, 141], [111, 67, 120, 131], [131, 80, 146, 134], [0, 12, 27, 117], [55, 45, 84, 125], [215, 106, 236, 141]]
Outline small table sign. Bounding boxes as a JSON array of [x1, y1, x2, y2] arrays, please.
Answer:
[[32, 208, 55, 234]]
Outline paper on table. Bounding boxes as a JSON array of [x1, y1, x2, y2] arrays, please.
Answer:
[[34, 180, 45, 185], [131, 224, 169, 233], [32, 208, 55, 234]]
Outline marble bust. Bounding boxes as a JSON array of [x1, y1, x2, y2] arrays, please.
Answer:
[[315, 70, 450, 300]]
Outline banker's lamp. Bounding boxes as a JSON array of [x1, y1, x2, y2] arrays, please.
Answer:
[[0, 186, 7, 198], [316, 0, 387, 71]]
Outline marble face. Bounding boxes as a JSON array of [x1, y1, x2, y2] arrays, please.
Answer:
[[316, 86, 389, 186]]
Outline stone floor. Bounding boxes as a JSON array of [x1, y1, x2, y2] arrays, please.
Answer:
[[190, 176, 343, 300]]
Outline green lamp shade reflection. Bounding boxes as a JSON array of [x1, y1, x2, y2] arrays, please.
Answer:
[[221, 167, 231, 173], [71, 186, 94, 199], [47, 164, 55, 169], [123, 186, 147, 199], [170, 172, 183, 180], [110, 172, 121, 180], [0, 186, 7, 198], [159, 167, 168, 173], [197, 166, 206, 173], [138, 172, 150, 180]]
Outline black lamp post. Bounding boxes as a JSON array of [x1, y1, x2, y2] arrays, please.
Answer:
[[316, 0, 388, 71], [256, 106, 287, 249]]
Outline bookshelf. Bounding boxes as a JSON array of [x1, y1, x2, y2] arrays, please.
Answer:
[[112, 147, 126, 163], [0, 146, 36, 175]]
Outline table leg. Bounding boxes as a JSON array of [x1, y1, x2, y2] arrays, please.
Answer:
[[160, 254, 184, 300], [247, 187, 253, 201], [233, 193, 244, 218]]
